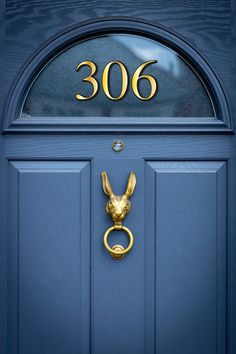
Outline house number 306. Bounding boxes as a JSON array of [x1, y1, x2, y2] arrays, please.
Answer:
[[75, 60, 158, 101]]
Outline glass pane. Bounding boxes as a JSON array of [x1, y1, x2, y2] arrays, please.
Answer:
[[21, 34, 214, 117]]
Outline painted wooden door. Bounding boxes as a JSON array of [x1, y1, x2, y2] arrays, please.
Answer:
[[1, 2, 236, 354]]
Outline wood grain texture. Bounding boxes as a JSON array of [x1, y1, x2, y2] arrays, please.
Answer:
[[4, 134, 231, 159]]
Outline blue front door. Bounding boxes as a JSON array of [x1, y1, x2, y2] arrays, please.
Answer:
[[5, 137, 228, 354], [1, 8, 235, 354]]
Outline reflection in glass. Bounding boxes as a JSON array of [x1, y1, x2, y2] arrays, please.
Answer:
[[21, 34, 214, 117]]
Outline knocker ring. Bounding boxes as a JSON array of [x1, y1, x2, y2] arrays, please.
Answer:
[[103, 225, 134, 260]]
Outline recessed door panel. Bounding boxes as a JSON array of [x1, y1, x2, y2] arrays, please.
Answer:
[[7, 161, 91, 354], [145, 161, 227, 354]]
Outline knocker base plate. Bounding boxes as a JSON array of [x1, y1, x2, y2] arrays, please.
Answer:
[[111, 245, 125, 259]]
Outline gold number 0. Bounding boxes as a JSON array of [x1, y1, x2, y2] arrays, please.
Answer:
[[132, 60, 158, 100], [75, 61, 98, 100], [102, 61, 128, 100]]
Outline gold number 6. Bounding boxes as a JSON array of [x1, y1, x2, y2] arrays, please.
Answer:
[[132, 60, 158, 100], [75, 61, 98, 100]]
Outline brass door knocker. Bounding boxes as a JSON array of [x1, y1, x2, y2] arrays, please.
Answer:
[[101, 171, 136, 259]]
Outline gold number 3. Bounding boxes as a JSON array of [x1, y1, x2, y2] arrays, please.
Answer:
[[75, 61, 98, 100], [75, 60, 158, 101]]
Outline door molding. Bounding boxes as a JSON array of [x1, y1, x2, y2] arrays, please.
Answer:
[[3, 17, 232, 133]]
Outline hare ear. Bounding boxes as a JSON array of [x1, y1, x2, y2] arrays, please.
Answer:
[[101, 172, 114, 197], [125, 171, 136, 198]]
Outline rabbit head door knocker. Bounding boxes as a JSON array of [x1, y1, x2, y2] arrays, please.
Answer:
[[101, 171, 136, 260]]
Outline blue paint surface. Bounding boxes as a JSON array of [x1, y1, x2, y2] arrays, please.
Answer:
[[0, 6, 235, 354]]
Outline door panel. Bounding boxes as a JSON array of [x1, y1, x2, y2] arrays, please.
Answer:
[[145, 161, 227, 354], [7, 161, 91, 354]]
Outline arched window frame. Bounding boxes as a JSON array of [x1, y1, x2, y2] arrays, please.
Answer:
[[3, 18, 232, 133]]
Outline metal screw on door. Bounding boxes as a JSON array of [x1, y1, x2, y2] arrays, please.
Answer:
[[101, 171, 136, 259]]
